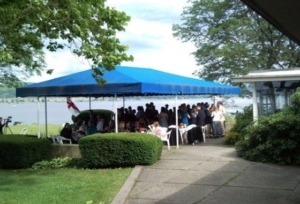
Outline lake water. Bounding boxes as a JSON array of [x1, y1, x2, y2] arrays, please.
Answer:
[[1, 97, 252, 125]]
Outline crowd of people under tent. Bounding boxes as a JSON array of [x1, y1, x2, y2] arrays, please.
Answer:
[[59, 101, 226, 144]]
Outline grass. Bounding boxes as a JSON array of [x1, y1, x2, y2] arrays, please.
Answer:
[[4, 124, 62, 137], [0, 168, 132, 204]]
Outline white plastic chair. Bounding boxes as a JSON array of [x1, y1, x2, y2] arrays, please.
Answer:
[[57, 136, 72, 144], [147, 125, 155, 135], [51, 136, 58, 144], [186, 124, 197, 131], [160, 130, 172, 150], [51, 136, 72, 144], [169, 125, 184, 144], [20, 128, 28, 135]]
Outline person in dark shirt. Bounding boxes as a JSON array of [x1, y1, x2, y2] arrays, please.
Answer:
[[60, 123, 76, 143], [0, 117, 3, 135], [196, 105, 206, 127], [88, 110, 97, 127]]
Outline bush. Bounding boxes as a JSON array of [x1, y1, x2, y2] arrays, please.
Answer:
[[79, 133, 163, 168], [224, 131, 243, 145], [236, 107, 300, 165], [32, 157, 83, 169], [0, 135, 51, 169], [231, 105, 253, 136], [72, 109, 114, 128]]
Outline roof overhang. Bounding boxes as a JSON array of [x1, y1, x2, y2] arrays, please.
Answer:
[[240, 0, 300, 46], [232, 69, 300, 83]]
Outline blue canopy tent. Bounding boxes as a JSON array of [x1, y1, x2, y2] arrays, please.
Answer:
[[16, 66, 240, 148], [16, 66, 240, 97]]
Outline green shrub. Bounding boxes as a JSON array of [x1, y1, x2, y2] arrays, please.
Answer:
[[32, 157, 83, 169], [236, 107, 300, 165], [0, 135, 51, 169], [224, 131, 243, 145], [225, 113, 235, 124], [79, 133, 163, 168], [72, 109, 114, 127], [231, 105, 253, 136]]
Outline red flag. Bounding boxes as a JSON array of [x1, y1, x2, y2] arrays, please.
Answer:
[[67, 97, 80, 116]]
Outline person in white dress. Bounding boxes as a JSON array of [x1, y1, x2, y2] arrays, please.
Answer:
[[217, 101, 226, 136], [211, 106, 223, 138]]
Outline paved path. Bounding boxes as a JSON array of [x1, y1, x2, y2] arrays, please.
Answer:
[[113, 138, 300, 204]]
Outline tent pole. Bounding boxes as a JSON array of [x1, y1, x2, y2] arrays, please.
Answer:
[[123, 95, 125, 109], [175, 94, 179, 149], [115, 94, 118, 133], [45, 96, 48, 138], [89, 96, 91, 109], [37, 97, 40, 138]]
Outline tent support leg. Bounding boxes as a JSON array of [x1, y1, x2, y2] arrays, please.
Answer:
[[175, 94, 179, 149], [115, 94, 118, 133], [37, 97, 40, 138], [45, 96, 48, 138]]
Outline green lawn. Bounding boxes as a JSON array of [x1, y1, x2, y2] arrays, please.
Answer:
[[5, 124, 62, 137], [0, 168, 132, 204]]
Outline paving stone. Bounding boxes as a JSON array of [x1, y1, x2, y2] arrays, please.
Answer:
[[190, 160, 252, 172], [150, 160, 200, 170], [228, 163, 300, 190], [135, 183, 218, 203], [200, 186, 291, 204], [136, 169, 182, 183]]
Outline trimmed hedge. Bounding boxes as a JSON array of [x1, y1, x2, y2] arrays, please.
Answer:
[[0, 135, 51, 169], [79, 133, 163, 168], [72, 109, 114, 127]]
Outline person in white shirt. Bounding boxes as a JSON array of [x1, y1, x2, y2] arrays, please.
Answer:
[[211, 106, 223, 138], [217, 101, 226, 136], [96, 115, 104, 133]]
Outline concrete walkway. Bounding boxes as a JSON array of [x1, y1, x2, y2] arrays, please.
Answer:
[[113, 138, 300, 204]]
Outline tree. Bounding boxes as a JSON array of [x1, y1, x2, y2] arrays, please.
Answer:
[[0, 0, 133, 87], [173, 0, 300, 94]]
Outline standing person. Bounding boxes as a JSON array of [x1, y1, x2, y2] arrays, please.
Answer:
[[217, 101, 226, 136], [88, 110, 97, 127], [211, 106, 223, 138], [204, 103, 213, 137], [0, 117, 3, 135], [196, 105, 206, 127], [96, 115, 104, 133], [190, 106, 198, 125], [158, 107, 168, 127], [181, 106, 190, 126]]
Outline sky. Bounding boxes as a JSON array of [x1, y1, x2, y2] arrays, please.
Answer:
[[29, 0, 201, 82]]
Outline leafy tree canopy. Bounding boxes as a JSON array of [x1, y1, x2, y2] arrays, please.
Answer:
[[173, 0, 300, 95], [0, 0, 133, 87]]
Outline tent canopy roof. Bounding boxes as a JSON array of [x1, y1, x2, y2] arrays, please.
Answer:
[[240, 0, 300, 46], [16, 66, 240, 97]]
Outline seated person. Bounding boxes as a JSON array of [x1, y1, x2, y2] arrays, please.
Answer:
[[151, 121, 162, 137], [87, 120, 97, 135], [72, 121, 86, 142], [73, 119, 83, 131], [0, 117, 3, 135], [118, 121, 129, 132], [60, 123, 76, 143], [134, 117, 148, 132], [96, 115, 104, 132], [106, 119, 115, 132]]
